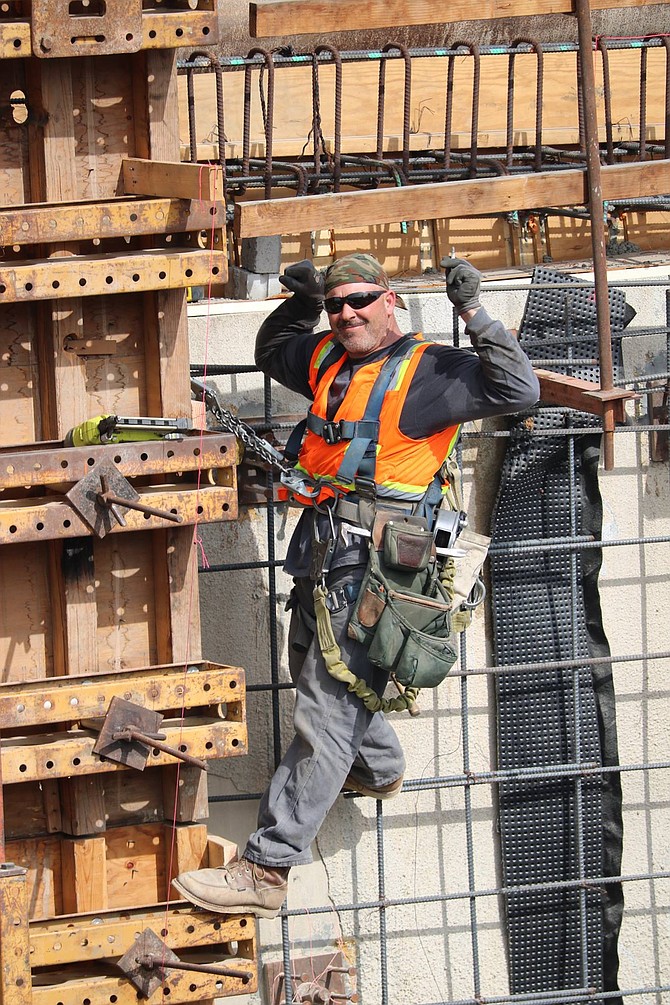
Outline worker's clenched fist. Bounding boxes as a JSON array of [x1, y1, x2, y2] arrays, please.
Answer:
[[279, 260, 325, 306], [440, 257, 482, 314]]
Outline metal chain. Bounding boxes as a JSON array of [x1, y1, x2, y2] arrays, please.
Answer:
[[192, 378, 321, 498]]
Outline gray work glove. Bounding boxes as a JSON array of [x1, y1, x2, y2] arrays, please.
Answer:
[[279, 259, 325, 307], [440, 257, 482, 313]]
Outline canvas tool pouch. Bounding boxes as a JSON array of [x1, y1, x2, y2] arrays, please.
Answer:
[[347, 513, 458, 689]]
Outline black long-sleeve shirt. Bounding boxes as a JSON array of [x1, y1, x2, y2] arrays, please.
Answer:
[[255, 295, 540, 577]]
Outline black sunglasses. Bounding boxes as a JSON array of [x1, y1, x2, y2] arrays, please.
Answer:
[[324, 290, 386, 314]]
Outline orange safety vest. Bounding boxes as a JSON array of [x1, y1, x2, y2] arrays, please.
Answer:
[[290, 332, 460, 505]]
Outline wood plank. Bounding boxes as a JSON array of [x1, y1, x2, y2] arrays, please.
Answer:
[[122, 158, 224, 201], [235, 159, 670, 237], [5, 836, 62, 920], [0, 544, 54, 682], [164, 821, 209, 891], [251, 0, 661, 35], [0, 867, 32, 1005], [162, 764, 210, 823], [60, 837, 108, 914], [105, 822, 168, 907], [59, 776, 107, 835]]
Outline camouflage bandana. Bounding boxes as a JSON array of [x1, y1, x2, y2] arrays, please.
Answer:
[[324, 253, 407, 309]]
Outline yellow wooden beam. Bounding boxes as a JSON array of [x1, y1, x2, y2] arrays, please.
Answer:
[[0, 483, 236, 544], [0, 198, 225, 246], [29, 903, 251, 968], [250, 0, 660, 36], [234, 159, 670, 237], [122, 158, 225, 202], [0, 248, 226, 302], [0, 661, 244, 728]]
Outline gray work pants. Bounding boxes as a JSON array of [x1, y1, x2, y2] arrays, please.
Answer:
[[243, 567, 406, 867]]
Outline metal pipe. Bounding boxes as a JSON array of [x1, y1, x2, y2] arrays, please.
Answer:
[[575, 0, 616, 468]]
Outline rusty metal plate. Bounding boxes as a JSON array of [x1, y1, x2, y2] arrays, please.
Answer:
[[0, 433, 236, 490], [0, 248, 226, 303], [0, 11, 219, 59], [29, 904, 254, 969], [117, 928, 181, 998], [66, 463, 140, 538], [0, 661, 244, 728], [31, 0, 142, 58], [0, 483, 237, 544], [92, 696, 165, 771], [0, 199, 226, 247], [0, 719, 247, 784]]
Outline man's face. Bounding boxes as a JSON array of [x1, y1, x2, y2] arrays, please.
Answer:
[[325, 282, 397, 358]]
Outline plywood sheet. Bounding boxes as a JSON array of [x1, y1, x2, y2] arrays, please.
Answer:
[[0, 303, 41, 445]]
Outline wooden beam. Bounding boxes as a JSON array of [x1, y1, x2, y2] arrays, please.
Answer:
[[234, 159, 670, 237], [535, 369, 637, 423], [0, 866, 32, 1005], [0, 199, 225, 246], [250, 0, 659, 36], [122, 158, 224, 202]]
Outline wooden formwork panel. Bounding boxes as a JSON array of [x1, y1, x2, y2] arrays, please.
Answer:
[[6, 821, 208, 918]]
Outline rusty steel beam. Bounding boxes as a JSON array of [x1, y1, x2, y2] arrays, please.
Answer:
[[0, 248, 225, 303], [0, 12, 219, 60], [0, 661, 244, 729], [0, 434, 237, 491], [575, 0, 618, 470], [0, 483, 236, 544], [0, 199, 225, 247]]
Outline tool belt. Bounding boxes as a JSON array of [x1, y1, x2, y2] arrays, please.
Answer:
[[346, 512, 457, 690]]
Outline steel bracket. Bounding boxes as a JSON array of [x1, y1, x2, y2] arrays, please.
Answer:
[[65, 461, 182, 538], [92, 696, 207, 771], [117, 927, 254, 998]]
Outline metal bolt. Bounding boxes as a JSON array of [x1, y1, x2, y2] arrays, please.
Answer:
[[40, 36, 52, 51]]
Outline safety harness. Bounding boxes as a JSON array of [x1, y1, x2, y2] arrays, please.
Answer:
[[289, 335, 468, 714]]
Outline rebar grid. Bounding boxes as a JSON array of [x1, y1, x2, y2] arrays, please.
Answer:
[[178, 37, 670, 210], [197, 271, 669, 1004]]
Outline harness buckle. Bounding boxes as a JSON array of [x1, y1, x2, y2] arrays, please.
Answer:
[[321, 420, 342, 445], [325, 586, 348, 613]]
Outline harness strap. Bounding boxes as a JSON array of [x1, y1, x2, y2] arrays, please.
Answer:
[[313, 582, 421, 714], [335, 336, 416, 486]]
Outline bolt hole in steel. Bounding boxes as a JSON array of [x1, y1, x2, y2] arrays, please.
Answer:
[[167, 450, 174, 458], [63, 519, 71, 528], [36, 522, 44, 530], [106, 276, 113, 284], [9, 525, 17, 533], [61, 459, 69, 468], [114, 455, 121, 463], [73, 757, 81, 765], [25, 282, 32, 291], [52, 280, 59, 289], [132, 273, 140, 282], [159, 271, 166, 280]]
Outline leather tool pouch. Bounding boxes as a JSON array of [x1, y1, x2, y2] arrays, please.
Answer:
[[348, 513, 457, 689]]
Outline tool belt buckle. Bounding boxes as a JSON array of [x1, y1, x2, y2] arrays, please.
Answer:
[[322, 421, 342, 445], [325, 585, 348, 613]]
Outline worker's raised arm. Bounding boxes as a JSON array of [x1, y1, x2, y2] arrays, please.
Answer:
[[254, 260, 325, 397]]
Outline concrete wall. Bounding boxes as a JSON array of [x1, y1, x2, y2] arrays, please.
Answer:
[[189, 264, 670, 1004]]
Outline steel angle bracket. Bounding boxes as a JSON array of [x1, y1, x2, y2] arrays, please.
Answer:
[[117, 928, 181, 998], [31, 0, 142, 57], [117, 927, 254, 998], [66, 462, 140, 538], [92, 695, 208, 771], [92, 696, 165, 771]]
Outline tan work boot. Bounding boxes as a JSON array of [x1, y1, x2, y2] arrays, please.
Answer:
[[342, 773, 403, 799], [172, 857, 289, 918]]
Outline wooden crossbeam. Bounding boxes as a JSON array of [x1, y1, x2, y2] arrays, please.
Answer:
[[0, 198, 225, 246], [0, 248, 226, 301], [250, 0, 659, 36], [234, 159, 670, 237], [122, 158, 225, 202]]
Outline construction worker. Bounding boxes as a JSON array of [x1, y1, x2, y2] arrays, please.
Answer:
[[173, 253, 540, 918]]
